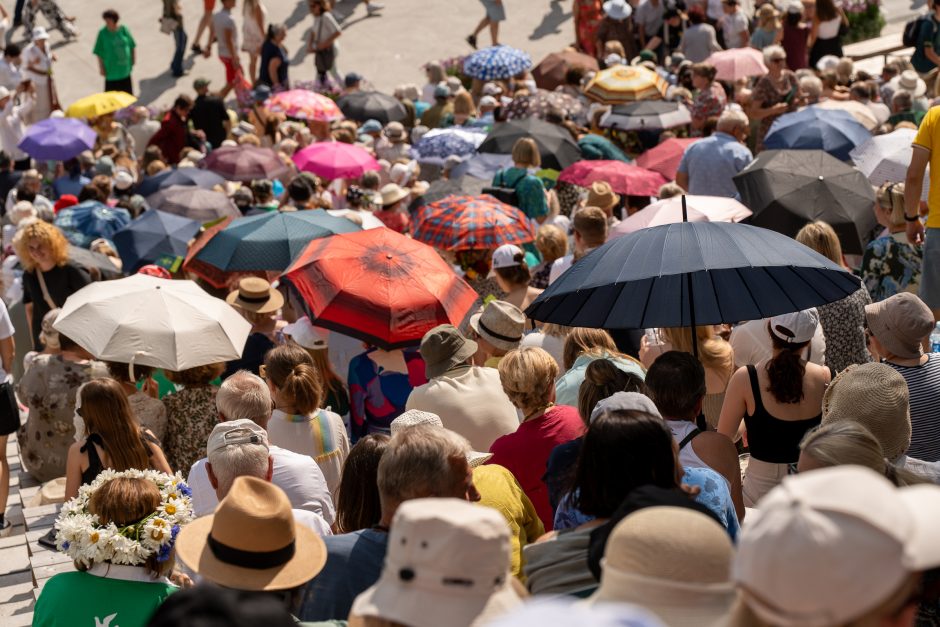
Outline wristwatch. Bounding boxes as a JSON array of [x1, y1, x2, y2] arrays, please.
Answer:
[[904, 213, 920, 222]]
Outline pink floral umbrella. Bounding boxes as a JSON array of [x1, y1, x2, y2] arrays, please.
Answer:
[[292, 142, 381, 180], [264, 90, 343, 121], [704, 48, 768, 82]]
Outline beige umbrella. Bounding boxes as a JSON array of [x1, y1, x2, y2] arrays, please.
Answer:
[[583, 64, 668, 104], [814, 99, 879, 131]]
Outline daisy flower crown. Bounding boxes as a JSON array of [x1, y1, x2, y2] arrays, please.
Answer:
[[54, 469, 195, 569]]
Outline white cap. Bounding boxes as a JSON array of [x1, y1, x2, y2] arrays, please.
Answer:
[[113, 168, 135, 191], [734, 466, 940, 627], [491, 244, 524, 270], [769, 308, 818, 344], [32, 27, 49, 41], [282, 316, 328, 351], [482, 82, 502, 96], [206, 419, 269, 457], [479, 95, 498, 107], [590, 391, 661, 424]]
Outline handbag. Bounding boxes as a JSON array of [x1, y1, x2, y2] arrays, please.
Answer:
[[159, 16, 179, 34], [313, 16, 336, 74], [0, 380, 19, 436]]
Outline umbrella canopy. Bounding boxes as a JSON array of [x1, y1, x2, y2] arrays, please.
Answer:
[[67, 245, 122, 280], [137, 167, 226, 198], [283, 228, 480, 350], [18, 118, 96, 161], [635, 137, 699, 179], [532, 50, 599, 91], [337, 91, 407, 124], [292, 142, 381, 180], [152, 185, 241, 222], [610, 195, 752, 238], [54, 201, 131, 248], [204, 145, 290, 182], [558, 160, 666, 196], [705, 48, 768, 81], [733, 150, 877, 255], [408, 176, 489, 213], [763, 106, 871, 161], [478, 117, 582, 170], [599, 101, 691, 130], [412, 127, 486, 164], [583, 64, 668, 104], [463, 45, 533, 80], [412, 194, 536, 251], [849, 127, 924, 188], [578, 134, 630, 162], [65, 91, 137, 119], [194, 209, 361, 272], [53, 273, 251, 370], [112, 209, 200, 273], [526, 221, 862, 329], [815, 99, 879, 131], [503, 90, 585, 123], [264, 89, 343, 121], [450, 153, 513, 180]]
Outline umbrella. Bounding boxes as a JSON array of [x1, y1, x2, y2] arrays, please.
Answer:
[[204, 145, 290, 182], [408, 177, 489, 213], [463, 45, 533, 81], [599, 101, 692, 130], [478, 118, 582, 171], [54, 201, 131, 248], [337, 91, 407, 124], [733, 149, 877, 255], [194, 209, 361, 272], [849, 128, 929, 200], [815, 99, 879, 131], [283, 228, 480, 350], [151, 185, 241, 222], [532, 50, 599, 91], [411, 127, 486, 164], [583, 64, 668, 104], [503, 90, 585, 123], [112, 209, 201, 273], [635, 137, 700, 180], [412, 194, 536, 251], [763, 106, 871, 161], [184, 217, 235, 289], [65, 91, 137, 119], [292, 142, 380, 180], [558, 160, 666, 196], [327, 209, 385, 229], [67, 245, 122, 280], [137, 167, 226, 198], [264, 89, 343, 121], [53, 273, 251, 370], [704, 48, 768, 81], [450, 153, 513, 180], [18, 118, 95, 161], [578, 134, 630, 162], [610, 195, 752, 238]]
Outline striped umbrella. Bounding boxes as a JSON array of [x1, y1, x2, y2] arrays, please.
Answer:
[[264, 89, 343, 121], [463, 45, 533, 81], [583, 64, 668, 104], [412, 194, 535, 251]]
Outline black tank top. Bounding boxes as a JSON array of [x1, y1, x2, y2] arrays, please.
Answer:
[[79, 431, 158, 486], [742, 365, 823, 464]]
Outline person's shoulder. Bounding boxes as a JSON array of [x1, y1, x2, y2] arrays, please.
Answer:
[[271, 444, 320, 467], [324, 528, 386, 554]]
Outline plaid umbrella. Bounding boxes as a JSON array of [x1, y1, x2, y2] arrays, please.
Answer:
[[204, 145, 290, 182], [583, 64, 668, 104], [412, 128, 486, 164], [412, 194, 535, 251], [54, 201, 132, 248], [463, 45, 533, 81], [532, 51, 599, 91], [504, 90, 585, 122], [264, 89, 343, 121], [558, 160, 667, 196]]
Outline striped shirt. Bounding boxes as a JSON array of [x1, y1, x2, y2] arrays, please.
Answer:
[[267, 408, 351, 500], [888, 354, 940, 462]]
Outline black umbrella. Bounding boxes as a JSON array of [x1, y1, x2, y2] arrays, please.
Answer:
[[407, 176, 489, 213], [733, 150, 877, 255], [477, 118, 582, 171], [337, 91, 407, 124], [151, 185, 241, 223], [136, 167, 225, 198]]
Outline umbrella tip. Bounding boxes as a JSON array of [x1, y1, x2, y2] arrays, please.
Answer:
[[818, 175, 824, 181]]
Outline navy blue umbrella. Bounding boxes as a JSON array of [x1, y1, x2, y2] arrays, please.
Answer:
[[54, 201, 132, 248], [113, 209, 201, 273], [763, 106, 871, 161], [136, 168, 225, 198]]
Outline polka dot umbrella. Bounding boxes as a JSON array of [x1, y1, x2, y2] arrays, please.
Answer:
[[463, 45, 533, 81]]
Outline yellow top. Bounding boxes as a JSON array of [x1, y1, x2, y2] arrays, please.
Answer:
[[913, 106, 940, 229]]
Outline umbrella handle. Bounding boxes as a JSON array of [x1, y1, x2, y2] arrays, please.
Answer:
[[128, 350, 151, 383]]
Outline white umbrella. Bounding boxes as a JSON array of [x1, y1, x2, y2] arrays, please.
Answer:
[[327, 208, 385, 229], [815, 99, 879, 131], [54, 274, 251, 371], [609, 195, 752, 239], [849, 128, 929, 200]]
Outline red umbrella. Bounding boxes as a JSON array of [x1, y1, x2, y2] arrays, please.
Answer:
[[283, 228, 480, 350], [204, 145, 290, 182], [557, 160, 667, 196], [532, 51, 599, 91], [634, 137, 700, 181]]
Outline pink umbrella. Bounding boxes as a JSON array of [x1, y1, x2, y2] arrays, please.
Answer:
[[705, 48, 768, 82], [610, 195, 752, 239], [292, 142, 381, 180], [635, 137, 700, 180], [264, 90, 343, 121], [557, 160, 667, 196]]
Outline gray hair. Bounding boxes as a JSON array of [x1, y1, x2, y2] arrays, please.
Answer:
[[377, 425, 471, 508], [208, 441, 270, 497], [799, 75, 823, 100], [716, 109, 749, 133], [216, 371, 272, 427], [762, 45, 786, 65]]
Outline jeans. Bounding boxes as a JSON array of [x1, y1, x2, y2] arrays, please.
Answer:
[[171, 26, 187, 77]]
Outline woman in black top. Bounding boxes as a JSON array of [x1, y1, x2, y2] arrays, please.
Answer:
[[259, 23, 289, 90]]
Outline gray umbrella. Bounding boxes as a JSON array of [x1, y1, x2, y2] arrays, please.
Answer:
[[151, 185, 241, 223]]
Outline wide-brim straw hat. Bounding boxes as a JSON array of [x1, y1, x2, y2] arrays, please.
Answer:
[[226, 277, 284, 314], [586, 181, 620, 212]]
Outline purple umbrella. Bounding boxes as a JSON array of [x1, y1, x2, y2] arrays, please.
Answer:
[[18, 118, 96, 161], [204, 145, 290, 182]]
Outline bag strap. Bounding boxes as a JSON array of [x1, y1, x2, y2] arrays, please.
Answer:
[[678, 427, 701, 450], [36, 269, 57, 310]]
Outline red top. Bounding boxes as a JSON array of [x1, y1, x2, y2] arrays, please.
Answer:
[[148, 111, 189, 164], [487, 405, 584, 531], [375, 209, 410, 234]]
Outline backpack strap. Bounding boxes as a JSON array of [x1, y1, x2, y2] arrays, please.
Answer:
[[678, 427, 701, 450]]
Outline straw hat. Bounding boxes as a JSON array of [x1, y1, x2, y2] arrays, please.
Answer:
[[468, 301, 525, 353], [350, 498, 522, 627], [283, 316, 329, 351], [175, 476, 326, 591], [226, 277, 284, 314], [380, 183, 409, 207], [586, 181, 620, 212], [865, 293, 934, 360], [391, 409, 493, 467], [821, 362, 911, 461], [419, 324, 478, 379], [586, 506, 735, 627], [384, 121, 407, 143]]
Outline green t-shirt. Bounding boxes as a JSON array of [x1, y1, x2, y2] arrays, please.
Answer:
[[93, 25, 136, 81], [33, 570, 176, 627]]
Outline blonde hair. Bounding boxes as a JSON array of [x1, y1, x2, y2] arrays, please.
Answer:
[[604, 40, 626, 58], [795, 221, 844, 266], [498, 347, 559, 412], [876, 182, 906, 227], [535, 224, 568, 263], [661, 326, 735, 383], [511, 137, 541, 168], [452, 92, 476, 117], [563, 327, 618, 371], [14, 221, 70, 272]]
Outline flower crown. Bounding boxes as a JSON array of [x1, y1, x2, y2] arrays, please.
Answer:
[[55, 469, 194, 569]]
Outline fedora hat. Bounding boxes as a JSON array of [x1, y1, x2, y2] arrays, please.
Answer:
[[391, 409, 493, 467], [226, 277, 284, 314], [380, 183, 409, 207], [420, 324, 478, 379], [586, 181, 620, 212], [865, 293, 934, 360], [175, 476, 326, 591], [468, 300, 525, 353]]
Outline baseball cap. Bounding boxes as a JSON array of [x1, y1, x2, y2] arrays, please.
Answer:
[[193, 78, 211, 90], [206, 419, 269, 457], [769, 308, 818, 345], [734, 465, 940, 627], [113, 168, 135, 191], [865, 292, 935, 359], [433, 84, 450, 99], [345, 72, 362, 87], [360, 119, 382, 134], [491, 244, 524, 271]]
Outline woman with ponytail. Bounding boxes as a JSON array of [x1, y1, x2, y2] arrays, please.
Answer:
[[718, 308, 833, 506], [262, 343, 350, 498]]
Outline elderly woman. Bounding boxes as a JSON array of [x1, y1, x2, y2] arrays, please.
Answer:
[[689, 63, 727, 133], [259, 23, 289, 90], [749, 45, 801, 151], [860, 182, 923, 302], [162, 362, 224, 474]]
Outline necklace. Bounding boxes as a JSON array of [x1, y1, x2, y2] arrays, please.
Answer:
[[523, 402, 555, 422]]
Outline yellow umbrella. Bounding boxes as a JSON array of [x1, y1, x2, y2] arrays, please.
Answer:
[[65, 91, 138, 119], [583, 64, 668, 105]]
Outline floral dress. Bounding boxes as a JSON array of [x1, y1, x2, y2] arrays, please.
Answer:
[[575, 0, 605, 58], [816, 283, 873, 373], [691, 81, 728, 127], [162, 385, 218, 474], [859, 232, 923, 303], [752, 71, 799, 152]]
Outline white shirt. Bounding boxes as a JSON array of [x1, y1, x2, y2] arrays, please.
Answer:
[[635, 0, 665, 37], [127, 119, 161, 159], [212, 9, 238, 58], [548, 254, 574, 286], [719, 10, 749, 48], [729, 318, 826, 368], [22, 42, 50, 86], [293, 508, 333, 537], [0, 94, 33, 161], [520, 331, 566, 372], [0, 59, 22, 91], [0, 299, 13, 381], [266, 408, 350, 501]]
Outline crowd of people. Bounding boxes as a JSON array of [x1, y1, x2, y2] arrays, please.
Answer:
[[0, 0, 937, 626]]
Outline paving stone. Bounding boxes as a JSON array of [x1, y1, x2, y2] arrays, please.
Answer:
[[3, 611, 34, 626], [29, 549, 71, 568], [32, 561, 73, 581], [0, 580, 33, 604], [0, 595, 34, 618], [0, 545, 29, 576], [0, 528, 26, 550]]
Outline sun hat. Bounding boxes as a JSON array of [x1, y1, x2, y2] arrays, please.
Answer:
[[602, 0, 633, 19], [350, 498, 522, 627], [390, 410, 493, 467], [446, 76, 463, 95], [586, 507, 735, 626], [384, 121, 406, 142], [734, 466, 940, 627], [207, 419, 269, 457], [434, 84, 450, 99], [361, 119, 382, 134], [896, 69, 927, 98], [479, 95, 498, 107], [32, 26, 49, 40], [419, 324, 478, 379], [380, 182, 409, 206], [113, 168, 135, 191], [283, 316, 329, 351], [786, 0, 803, 13], [482, 82, 503, 96], [491, 244, 524, 271], [226, 277, 284, 314], [605, 53, 626, 67], [821, 362, 911, 461], [815, 54, 840, 72], [175, 476, 326, 591], [95, 156, 115, 176], [586, 181, 620, 212], [487, 599, 666, 627], [865, 293, 934, 359], [589, 391, 661, 424], [468, 301, 525, 353], [769, 308, 818, 345]]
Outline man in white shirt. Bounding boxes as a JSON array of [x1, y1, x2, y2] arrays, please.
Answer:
[[0, 45, 23, 92], [206, 0, 239, 99], [634, 0, 664, 48], [718, 0, 749, 48], [548, 206, 608, 285], [125, 106, 160, 159], [0, 83, 33, 168]]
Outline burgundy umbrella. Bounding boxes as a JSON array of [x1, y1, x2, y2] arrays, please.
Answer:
[[204, 145, 290, 182]]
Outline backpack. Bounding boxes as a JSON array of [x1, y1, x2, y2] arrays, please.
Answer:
[[904, 15, 929, 48], [482, 170, 527, 207]]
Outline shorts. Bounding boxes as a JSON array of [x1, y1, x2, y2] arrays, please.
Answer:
[[480, 0, 506, 22], [921, 227, 940, 310], [203, 0, 216, 12], [220, 56, 237, 83]]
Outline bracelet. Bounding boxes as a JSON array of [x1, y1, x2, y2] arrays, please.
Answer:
[[904, 214, 920, 222]]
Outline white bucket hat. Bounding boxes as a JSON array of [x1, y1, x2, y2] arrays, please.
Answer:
[[603, 0, 633, 20], [283, 316, 329, 351]]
